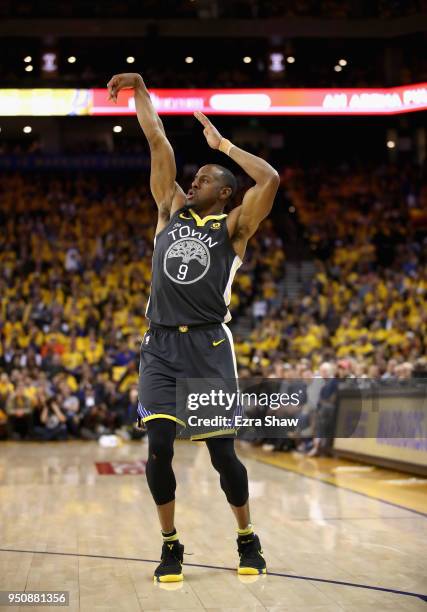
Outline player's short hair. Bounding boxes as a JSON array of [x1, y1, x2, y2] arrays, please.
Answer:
[[212, 164, 237, 201]]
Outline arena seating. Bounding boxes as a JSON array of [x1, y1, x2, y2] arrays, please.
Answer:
[[0, 162, 425, 445]]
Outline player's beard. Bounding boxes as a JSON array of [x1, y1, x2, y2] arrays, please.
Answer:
[[185, 194, 216, 211], [185, 198, 202, 210]]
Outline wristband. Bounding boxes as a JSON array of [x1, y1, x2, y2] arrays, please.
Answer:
[[219, 138, 235, 156]]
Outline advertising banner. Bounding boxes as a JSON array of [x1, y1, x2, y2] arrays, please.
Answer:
[[1, 83, 426, 116]]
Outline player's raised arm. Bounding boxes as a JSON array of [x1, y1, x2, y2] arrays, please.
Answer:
[[107, 73, 185, 232], [194, 111, 279, 258]]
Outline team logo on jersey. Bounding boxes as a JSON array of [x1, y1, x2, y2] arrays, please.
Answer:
[[211, 222, 221, 230], [164, 238, 210, 285]]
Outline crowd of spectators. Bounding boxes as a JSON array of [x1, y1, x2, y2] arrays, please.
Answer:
[[0, 160, 425, 449], [235, 160, 426, 454], [0, 170, 283, 441], [239, 162, 426, 373]]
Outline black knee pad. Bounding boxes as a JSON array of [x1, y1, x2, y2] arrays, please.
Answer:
[[145, 419, 177, 505], [146, 419, 175, 462], [207, 439, 236, 472], [206, 438, 249, 506], [148, 437, 174, 463]]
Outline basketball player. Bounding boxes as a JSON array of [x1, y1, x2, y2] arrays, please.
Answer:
[[107, 73, 280, 582]]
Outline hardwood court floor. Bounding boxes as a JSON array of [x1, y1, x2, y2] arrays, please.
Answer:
[[0, 440, 426, 612]]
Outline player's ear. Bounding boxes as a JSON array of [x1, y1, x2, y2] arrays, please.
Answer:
[[220, 186, 232, 201]]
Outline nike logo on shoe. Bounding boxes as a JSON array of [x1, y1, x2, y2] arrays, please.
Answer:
[[212, 339, 226, 347]]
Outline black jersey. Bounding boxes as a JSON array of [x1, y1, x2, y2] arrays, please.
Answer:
[[146, 206, 241, 326]]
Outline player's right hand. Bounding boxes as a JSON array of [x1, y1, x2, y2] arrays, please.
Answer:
[[107, 73, 144, 103]]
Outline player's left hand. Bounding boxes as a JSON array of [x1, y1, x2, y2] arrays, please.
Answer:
[[194, 111, 222, 149]]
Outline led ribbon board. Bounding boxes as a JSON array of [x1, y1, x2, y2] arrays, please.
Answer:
[[0, 84, 426, 116]]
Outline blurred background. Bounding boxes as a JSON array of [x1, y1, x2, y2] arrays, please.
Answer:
[[0, 1, 426, 462]]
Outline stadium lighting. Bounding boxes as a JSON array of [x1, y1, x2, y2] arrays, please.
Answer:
[[339, 59, 348, 66], [23, 126, 32, 133], [387, 140, 396, 149], [126, 56, 135, 64], [23, 56, 32, 63], [67, 56, 77, 64], [25, 65, 34, 72], [334, 65, 342, 72], [243, 56, 252, 64], [269, 52, 284, 73], [185, 56, 194, 64], [286, 56, 295, 64], [42, 52, 57, 73], [113, 125, 122, 133]]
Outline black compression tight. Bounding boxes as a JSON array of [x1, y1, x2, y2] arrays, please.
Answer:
[[145, 419, 177, 506], [205, 435, 249, 506], [145, 418, 249, 507]]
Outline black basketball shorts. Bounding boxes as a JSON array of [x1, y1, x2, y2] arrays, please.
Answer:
[[137, 322, 240, 440]]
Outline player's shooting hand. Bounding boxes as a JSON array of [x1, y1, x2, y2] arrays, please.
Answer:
[[107, 73, 144, 103], [194, 111, 222, 149]]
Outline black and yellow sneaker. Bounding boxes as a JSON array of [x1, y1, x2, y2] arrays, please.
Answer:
[[237, 534, 267, 575], [154, 541, 184, 583]]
